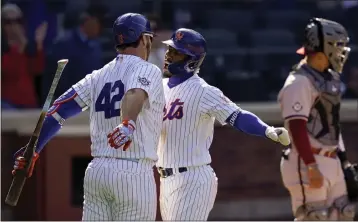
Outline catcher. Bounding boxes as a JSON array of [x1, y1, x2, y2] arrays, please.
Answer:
[[278, 17, 358, 220]]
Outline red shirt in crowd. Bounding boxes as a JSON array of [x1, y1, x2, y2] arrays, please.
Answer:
[[2, 45, 44, 108]]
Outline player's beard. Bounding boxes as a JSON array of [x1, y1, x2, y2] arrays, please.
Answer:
[[163, 71, 172, 78], [163, 62, 172, 78]]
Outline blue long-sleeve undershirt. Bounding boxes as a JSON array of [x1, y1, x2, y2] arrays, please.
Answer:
[[35, 89, 84, 153], [36, 98, 269, 153], [225, 109, 268, 137]]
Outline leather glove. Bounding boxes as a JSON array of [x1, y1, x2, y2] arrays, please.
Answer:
[[107, 120, 136, 151], [265, 127, 291, 146], [12, 146, 39, 178]]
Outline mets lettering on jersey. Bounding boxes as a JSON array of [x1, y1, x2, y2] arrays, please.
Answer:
[[158, 74, 238, 168], [157, 74, 239, 221], [163, 99, 184, 121]]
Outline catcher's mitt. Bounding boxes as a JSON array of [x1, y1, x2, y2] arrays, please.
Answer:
[[342, 163, 358, 202]]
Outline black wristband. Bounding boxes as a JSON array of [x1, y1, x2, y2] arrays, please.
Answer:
[[337, 149, 348, 163]]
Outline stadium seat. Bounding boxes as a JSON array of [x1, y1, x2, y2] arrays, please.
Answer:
[[200, 54, 225, 84], [265, 10, 311, 30], [196, 29, 238, 49], [99, 36, 113, 50], [247, 53, 271, 72], [204, 9, 255, 32], [266, 52, 299, 71], [102, 0, 141, 15], [101, 51, 116, 65], [250, 29, 296, 47], [222, 53, 249, 72], [223, 71, 269, 102]]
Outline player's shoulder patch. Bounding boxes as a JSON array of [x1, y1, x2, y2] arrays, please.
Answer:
[[134, 62, 161, 86], [292, 102, 303, 112], [137, 76, 151, 86]]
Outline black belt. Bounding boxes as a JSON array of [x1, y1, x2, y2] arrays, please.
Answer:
[[157, 167, 188, 178]]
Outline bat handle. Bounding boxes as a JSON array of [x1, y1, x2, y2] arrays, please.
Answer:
[[5, 172, 27, 207]]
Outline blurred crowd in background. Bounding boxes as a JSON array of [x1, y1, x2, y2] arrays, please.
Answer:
[[1, 0, 358, 110]]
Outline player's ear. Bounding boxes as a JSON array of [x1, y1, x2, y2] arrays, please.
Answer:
[[141, 34, 151, 46], [140, 35, 146, 46], [141, 35, 147, 46]]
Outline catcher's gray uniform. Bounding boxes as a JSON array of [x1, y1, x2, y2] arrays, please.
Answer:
[[278, 18, 355, 221]]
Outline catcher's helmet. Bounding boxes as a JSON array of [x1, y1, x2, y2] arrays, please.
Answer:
[[162, 28, 207, 75], [113, 13, 154, 47], [296, 18, 350, 73]]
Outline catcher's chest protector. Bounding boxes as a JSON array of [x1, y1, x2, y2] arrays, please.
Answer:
[[295, 65, 342, 146]]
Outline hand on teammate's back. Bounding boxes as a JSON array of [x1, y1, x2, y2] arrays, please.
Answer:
[[107, 120, 136, 151], [12, 145, 39, 178], [307, 163, 324, 189]]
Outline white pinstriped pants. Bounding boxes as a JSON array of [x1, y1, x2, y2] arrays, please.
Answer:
[[159, 165, 218, 221], [82, 157, 157, 221]]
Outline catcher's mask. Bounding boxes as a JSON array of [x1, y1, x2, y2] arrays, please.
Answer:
[[296, 18, 350, 73], [162, 28, 206, 76]]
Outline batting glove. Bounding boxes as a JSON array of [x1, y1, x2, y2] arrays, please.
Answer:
[[12, 146, 39, 178], [107, 120, 136, 151], [265, 127, 291, 146]]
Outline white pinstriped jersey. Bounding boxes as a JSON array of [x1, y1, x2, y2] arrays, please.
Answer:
[[157, 74, 239, 168], [72, 55, 165, 161]]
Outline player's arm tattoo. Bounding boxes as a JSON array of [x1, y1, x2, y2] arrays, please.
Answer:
[[35, 88, 87, 153]]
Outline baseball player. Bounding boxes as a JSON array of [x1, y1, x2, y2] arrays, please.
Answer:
[[278, 18, 355, 220], [12, 13, 165, 221], [156, 28, 291, 221]]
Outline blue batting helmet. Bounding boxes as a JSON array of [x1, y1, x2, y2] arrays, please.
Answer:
[[113, 13, 154, 46], [162, 28, 207, 75]]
